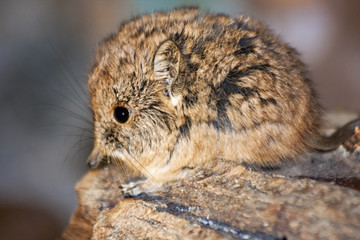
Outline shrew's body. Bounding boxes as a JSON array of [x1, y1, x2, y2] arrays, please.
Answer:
[[87, 8, 359, 194]]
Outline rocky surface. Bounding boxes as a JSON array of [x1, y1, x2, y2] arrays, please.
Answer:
[[61, 111, 360, 240]]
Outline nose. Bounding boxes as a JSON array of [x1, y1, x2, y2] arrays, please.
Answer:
[[87, 158, 99, 169], [86, 150, 103, 169]]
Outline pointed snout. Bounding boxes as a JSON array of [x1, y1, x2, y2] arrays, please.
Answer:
[[86, 149, 103, 169]]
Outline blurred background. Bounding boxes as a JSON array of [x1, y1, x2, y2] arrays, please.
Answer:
[[0, 0, 359, 239]]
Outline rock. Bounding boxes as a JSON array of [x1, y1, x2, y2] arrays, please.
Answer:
[[61, 111, 360, 240]]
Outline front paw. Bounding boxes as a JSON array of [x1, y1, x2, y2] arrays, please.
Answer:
[[119, 179, 161, 197], [119, 180, 143, 197]]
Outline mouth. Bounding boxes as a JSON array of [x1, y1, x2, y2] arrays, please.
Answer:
[[87, 146, 129, 169]]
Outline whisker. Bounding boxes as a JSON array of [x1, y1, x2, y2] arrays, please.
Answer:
[[113, 151, 134, 181], [106, 155, 117, 186], [110, 156, 127, 179], [37, 103, 93, 126], [62, 139, 93, 171], [37, 124, 94, 140], [59, 135, 94, 141], [79, 127, 93, 162], [38, 123, 93, 131], [44, 38, 92, 116], [121, 150, 159, 186], [47, 83, 91, 118]]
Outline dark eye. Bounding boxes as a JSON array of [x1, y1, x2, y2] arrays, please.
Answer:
[[113, 107, 130, 123]]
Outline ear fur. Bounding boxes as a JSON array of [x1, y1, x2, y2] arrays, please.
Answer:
[[154, 40, 184, 106]]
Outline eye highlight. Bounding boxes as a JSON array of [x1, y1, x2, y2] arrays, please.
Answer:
[[113, 106, 130, 123]]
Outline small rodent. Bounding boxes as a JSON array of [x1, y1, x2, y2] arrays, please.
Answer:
[[87, 8, 359, 195]]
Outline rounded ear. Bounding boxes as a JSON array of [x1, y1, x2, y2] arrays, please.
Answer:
[[154, 40, 182, 82], [153, 40, 185, 106]]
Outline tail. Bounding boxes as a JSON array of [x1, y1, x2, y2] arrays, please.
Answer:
[[308, 118, 360, 152]]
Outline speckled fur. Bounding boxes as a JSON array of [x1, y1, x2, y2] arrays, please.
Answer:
[[87, 8, 323, 194]]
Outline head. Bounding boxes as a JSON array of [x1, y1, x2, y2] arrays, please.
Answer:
[[87, 37, 187, 174]]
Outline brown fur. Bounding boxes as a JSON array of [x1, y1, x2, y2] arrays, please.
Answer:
[[87, 8, 331, 194]]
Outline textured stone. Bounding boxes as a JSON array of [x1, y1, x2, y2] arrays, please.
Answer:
[[61, 111, 360, 240]]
